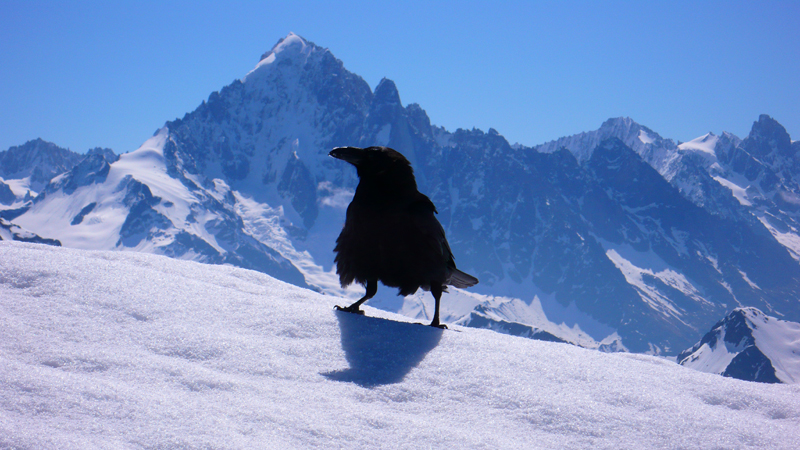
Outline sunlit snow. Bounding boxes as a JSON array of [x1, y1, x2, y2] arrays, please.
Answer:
[[0, 176, 34, 199], [245, 32, 312, 79], [638, 129, 655, 145], [748, 310, 800, 384], [678, 133, 719, 156], [680, 328, 745, 375], [2, 241, 799, 449], [713, 175, 753, 207], [602, 242, 709, 321], [757, 214, 800, 262]]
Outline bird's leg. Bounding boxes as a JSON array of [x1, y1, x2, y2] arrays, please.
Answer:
[[335, 279, 377, 315], [429, 283, 448, 329]]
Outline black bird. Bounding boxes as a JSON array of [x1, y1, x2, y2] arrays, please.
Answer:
[[330, 146, 478, 328]]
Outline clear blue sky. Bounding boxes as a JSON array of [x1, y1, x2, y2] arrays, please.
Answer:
[[1, 0, 798, 154]]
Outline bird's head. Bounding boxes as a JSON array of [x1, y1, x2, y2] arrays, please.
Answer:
[[329, 146, 414, 180]]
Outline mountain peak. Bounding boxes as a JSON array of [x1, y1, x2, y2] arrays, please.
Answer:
[[599, 117, 637, 131], [246, 33, 323, 79], [258, 32, 313, 62], [7, 137, 64, 153], [373, 78, 401, 106], [536, 116, 672, 164], [0, 138, 84, 191], [743, 114, 793, 158]]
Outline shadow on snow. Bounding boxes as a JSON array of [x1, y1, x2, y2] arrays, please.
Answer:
[[323, 310, 443, 387]]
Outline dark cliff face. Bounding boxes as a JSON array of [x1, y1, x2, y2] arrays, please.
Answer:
[[742, 114, 795, 161], [278, 154, 317, 229], [715, 115, 800, 203], [0, 181, 15, 205]]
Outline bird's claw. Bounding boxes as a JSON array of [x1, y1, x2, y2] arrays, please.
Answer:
[[430, 322, 448, 329], [334, 305, 365, 315]]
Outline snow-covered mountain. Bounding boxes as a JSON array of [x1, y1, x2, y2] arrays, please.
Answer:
[[529, 118, 800, 350], [537, 114, 800, 261], [2, 241, 799, 449], [536, 116, 678, 168], [10, 130, 307, 288], [0, 140, 98, 246], [678, 307, 800, 384], [3, 33, 800, 355], [0, 138, 85, 196]]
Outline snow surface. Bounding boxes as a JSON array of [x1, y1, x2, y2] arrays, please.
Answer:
[[678, 133, 719, 156], [714, 175, 753, 207], [637, 129, 655, 145], [2, 241, 799, 449], [680, 328, 744, 375], [757, 213, 800, 262], [746, 310, 800, 384], [373, 289, 607, 350], [0, 176, 34, 199]]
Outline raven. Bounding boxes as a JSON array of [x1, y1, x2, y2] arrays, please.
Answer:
[[330, 146, 478, 328]]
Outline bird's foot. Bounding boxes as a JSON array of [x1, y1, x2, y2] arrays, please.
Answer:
[[334, 305, 365, 315], [429, 321, 448, 329]]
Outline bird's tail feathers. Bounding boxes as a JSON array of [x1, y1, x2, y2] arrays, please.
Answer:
[[448, 269, 479, 288]]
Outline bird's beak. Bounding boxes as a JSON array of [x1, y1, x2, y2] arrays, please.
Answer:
[[329, 147, 365, 166]]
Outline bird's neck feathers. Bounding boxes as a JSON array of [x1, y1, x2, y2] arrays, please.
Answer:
[[354, 165, 419, 205], [357, 161, 416, 186]]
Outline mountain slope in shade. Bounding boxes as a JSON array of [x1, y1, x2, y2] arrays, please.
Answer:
[[678, 307, 800, 383], [0, 180, 15, 205]]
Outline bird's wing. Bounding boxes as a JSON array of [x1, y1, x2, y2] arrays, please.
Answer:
[[408, 194, 478, 288], [408, 194, 456, 267]]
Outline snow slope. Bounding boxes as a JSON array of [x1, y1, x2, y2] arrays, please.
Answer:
[[1, 242, 798, 449]]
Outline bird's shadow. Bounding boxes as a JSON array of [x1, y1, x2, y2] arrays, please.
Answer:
[[322, 310, 443, 388]]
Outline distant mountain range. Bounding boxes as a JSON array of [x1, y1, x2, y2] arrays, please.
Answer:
[[2, 33, 800, 356]]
